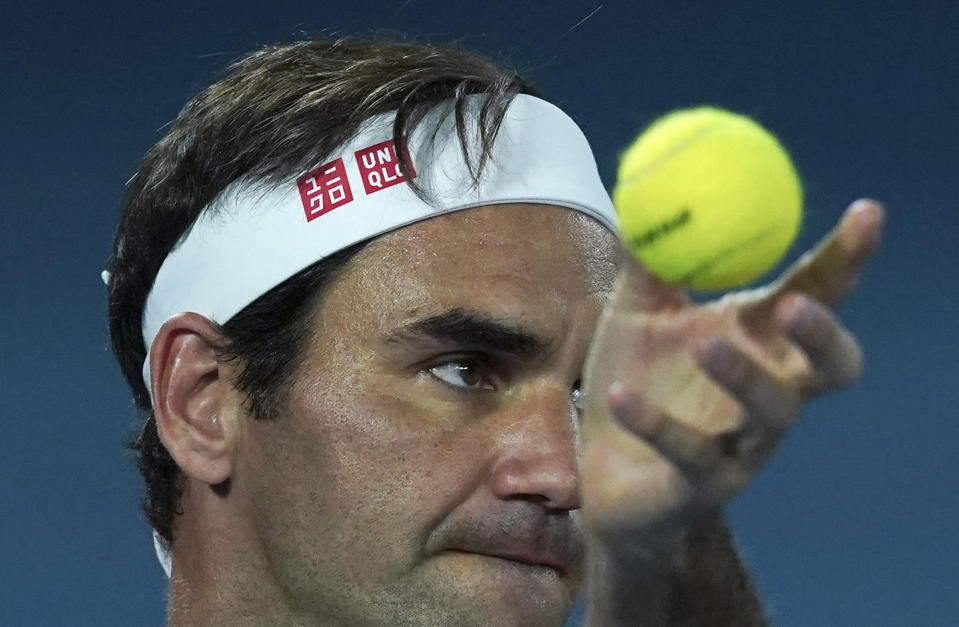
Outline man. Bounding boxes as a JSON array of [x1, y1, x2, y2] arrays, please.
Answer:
[[106, 37, 882, 625]]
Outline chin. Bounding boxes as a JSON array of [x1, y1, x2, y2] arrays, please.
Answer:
[[430, 551, 579, 627]]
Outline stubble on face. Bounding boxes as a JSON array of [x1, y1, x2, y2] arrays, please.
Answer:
[[234, 204, 621, 626]]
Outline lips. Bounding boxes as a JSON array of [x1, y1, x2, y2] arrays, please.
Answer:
[[470, 547, 573, 572], [439, 527, 582, 574], [429, 503, 584, 577]]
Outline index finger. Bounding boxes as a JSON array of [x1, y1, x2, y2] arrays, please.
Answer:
[[754, 198, 884, 312]]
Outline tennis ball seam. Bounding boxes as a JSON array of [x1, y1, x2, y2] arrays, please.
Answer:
[[679, 224, 777, 285], [617, 122, 723, 188]]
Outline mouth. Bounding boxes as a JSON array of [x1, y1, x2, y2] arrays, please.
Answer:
[[444, 548, 572, 573]]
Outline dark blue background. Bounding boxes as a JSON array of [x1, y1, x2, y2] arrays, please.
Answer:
[[2, 2, 957, 625]]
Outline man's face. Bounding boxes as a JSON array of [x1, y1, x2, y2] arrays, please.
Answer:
[[235, 204, 620, 626]]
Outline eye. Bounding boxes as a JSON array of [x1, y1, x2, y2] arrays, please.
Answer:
[[571, 381, 585, 414], [428, 359, 496, 391]]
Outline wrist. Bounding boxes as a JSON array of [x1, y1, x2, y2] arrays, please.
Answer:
[[584, 525, 688, 626]]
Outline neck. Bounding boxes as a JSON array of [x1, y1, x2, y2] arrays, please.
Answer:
[[165, 481, 308, 626]]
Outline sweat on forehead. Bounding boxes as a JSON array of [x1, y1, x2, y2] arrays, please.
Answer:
[[329, 205, 621, 341], [303, 204, 614, 386], [362, 204, 620, 287]]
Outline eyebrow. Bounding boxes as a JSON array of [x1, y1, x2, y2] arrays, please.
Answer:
[[386, 308, 552, 361]]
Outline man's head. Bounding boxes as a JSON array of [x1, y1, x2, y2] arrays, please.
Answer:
[[108, 37, 541, 543], [108, 37, 621, 624]]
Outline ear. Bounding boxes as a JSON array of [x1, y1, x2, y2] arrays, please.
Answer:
[[149, 312, 239, 486]]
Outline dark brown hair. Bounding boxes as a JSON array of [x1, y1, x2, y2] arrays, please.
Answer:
[[107, 37, 538, 543]]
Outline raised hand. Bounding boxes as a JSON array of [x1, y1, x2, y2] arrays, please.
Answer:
[[580, 199, 883, 560]]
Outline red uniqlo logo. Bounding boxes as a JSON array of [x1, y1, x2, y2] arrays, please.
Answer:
[[297, 158, 353, 222], [354, 139, 416, 195]]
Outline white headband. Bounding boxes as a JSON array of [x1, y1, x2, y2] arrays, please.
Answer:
[[141, 94, 618, 392]]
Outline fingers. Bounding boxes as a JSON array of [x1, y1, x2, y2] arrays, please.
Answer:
[[749, 199, 884, 318], [608, 337, 801, 483], [608, 382, 724, 479], [695, 339, 801, 437], [775, 292, 863, 393]]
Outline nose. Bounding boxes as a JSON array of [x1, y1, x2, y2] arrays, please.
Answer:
[[487, 384, 581, 510]]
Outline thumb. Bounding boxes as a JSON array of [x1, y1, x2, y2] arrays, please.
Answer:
[[743, 198, 884, 323], [608, 249, 691, 314]]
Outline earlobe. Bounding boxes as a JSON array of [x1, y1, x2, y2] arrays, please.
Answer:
[[150, 313, 237, 486]]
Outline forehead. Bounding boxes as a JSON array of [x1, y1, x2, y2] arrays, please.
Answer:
[[338, 204, 620, 321]]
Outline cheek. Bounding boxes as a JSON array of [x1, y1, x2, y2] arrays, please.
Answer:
[[322, 390, 490, 522], [254, 380, 491, 564]]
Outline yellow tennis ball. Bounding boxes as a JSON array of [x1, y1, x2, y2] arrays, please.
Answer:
[[613, 107, 802, 290]]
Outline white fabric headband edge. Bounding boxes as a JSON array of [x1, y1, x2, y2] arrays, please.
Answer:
[[141, 94, 618, 393]]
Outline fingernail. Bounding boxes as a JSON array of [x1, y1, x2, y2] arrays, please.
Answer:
[[775, 292, 806, 328], [849, 199, 885, 232], [608, 382, 635, 417], [699, 340, 748, 385], [849, 198, 876, 215], [608, 383, 647, 431]]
